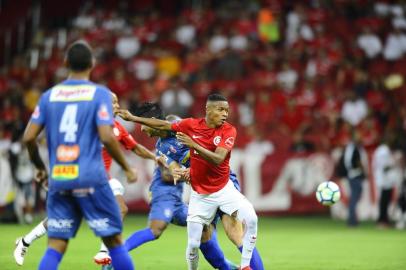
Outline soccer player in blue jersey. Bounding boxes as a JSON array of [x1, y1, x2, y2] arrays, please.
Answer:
[[120, 103, 264, 270], [121, 103, 236, 270], [22, 40, 136, 270]]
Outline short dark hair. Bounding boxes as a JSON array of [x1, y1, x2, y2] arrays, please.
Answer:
[[207, 93, 227, 102], [133, 102, 165, 120], [66, 40, 93, 72]]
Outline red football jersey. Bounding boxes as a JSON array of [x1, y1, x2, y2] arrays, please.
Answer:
[[102, 120, 138, 174], [171, 118, 236, 194]]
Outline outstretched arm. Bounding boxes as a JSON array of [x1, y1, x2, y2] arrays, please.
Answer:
[[132, 144, 168, 168], [176, 132, 229, 165], [118, 109, 172, 131]]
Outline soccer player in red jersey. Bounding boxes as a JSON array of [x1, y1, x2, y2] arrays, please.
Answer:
[[118, 93, 258, 270]]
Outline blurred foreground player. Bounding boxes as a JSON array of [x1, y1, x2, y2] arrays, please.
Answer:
[[22, 40, 136, 270]]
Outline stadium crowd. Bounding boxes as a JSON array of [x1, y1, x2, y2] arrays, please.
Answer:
[[0, 0, 406, 225]]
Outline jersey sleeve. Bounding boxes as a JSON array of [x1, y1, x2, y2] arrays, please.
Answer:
[[170, 118, 193, 134], [95, 88, 114, 126], [116, 121, 138, 150], [30, 93, 47, 126], [218, 126, 237, 151]]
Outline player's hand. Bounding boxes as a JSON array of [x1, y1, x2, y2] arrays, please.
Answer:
[[155, 154, 168, 169], [117, 109, 134, 121], [125, 168, 138, 183], [176, 132, 195, 148], [35, 169, 48, 191], [172, 168, 191, 185]]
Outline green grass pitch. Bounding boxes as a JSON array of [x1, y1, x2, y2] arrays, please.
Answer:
[[1, 215, 405, 269]]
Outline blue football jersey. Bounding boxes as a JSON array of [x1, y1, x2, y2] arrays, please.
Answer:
[[150, 135, 189, 200], [30, 79, 113, 192]]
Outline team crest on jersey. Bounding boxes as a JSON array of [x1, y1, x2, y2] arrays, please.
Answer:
[[32, 105, 40, 119], [213, 136, 221, 146], [225, 137, 235, 148], [98, 104, 110, 120], [50, 85, 96, 102], [57, 145, 80, 162], [52, 164, 79, 180], [169, 145, 177, 153]]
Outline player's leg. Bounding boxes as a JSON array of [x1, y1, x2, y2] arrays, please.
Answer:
[[38, 191, 81, 270], [14, 218, 48, 265], [219, 181, 258, 270], [95, 179, 127, 265], [222, 214, 264, 270], [186, 190, 218, 270], [80, 183, 134, 270], [173, 201, 235, 270], [125, 198, 174, 251]]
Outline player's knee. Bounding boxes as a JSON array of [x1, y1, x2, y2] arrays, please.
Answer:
[[200, 230, 212, 243], [102, 234, 122, 248], [150, 227, 165, 239], [120, 203, 128, 217], [188, 237, 201, 249]]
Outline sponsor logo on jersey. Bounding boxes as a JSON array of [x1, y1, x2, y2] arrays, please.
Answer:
[[56, 145, 80, 162], [169, 145, 177, 153], [225, 137, 235, 148], [113, 127, 120, 136], [50, 85, 96, 102], [98, 103, 110, 120], [87, 218, 109, 231], [213, 136, 221, 146], [32, 105, 40, 119], [52, 164, 79, 180]]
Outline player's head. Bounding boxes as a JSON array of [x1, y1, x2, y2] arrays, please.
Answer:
[[134, 102, 167, 138], [111, 92, 119, 116], [205, 93, 229, 127], [166, 114, 182, 122], [65, 40, 94, 72]]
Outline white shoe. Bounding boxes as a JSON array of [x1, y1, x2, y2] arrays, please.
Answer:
[[94, 251, 111, 266], [14, 237, 28, 266]]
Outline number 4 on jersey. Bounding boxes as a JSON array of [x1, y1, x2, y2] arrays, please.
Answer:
[[60, 104, 78, 143]]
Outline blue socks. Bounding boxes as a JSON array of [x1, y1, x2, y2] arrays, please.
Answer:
[[125, 228, 156, 252], [38, 248, 62, 270], [109, 245, 135, 270], [238, 246, 264, 270], [200, 230, 231, 270]]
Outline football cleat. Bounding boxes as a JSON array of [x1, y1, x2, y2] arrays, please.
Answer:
[[226, 258, 239, 270], [14, 237, 29, 266], [101, 264, 113, 270], [240, 266, 252, 270], [94, 251, 112, 266]]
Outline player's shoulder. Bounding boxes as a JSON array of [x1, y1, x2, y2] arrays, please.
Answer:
[[221, 122, 236, 132]]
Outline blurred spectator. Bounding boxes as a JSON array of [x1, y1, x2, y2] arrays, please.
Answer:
[[372, 135, 403, 228], [277, 62, 298, 93], [383, 28, 406, 61], [160, 78, 193, 117], [128, 48, 156, 81], [115, 28, 141, 59], [357, 27, 382, 59], [341, 92, 368, 126], [289, 129, 315, 154], [342, 129, 368, 227]]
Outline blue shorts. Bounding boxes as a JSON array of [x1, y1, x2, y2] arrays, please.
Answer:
[[47, 182, 122, 239], [148, 194, 187, 226]]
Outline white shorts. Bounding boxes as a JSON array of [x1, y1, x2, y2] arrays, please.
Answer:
[[109, 178, 125, 196], [187, 180, 252, 225]]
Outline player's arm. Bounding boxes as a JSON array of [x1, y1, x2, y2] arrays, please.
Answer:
[[161, 161, 182, 184], [23, 121, 48, 185], [176, 132, 229, 165], [98, 125, 137, 182], [118, 109, 172, 131]]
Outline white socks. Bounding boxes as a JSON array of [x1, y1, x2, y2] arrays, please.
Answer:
[[237, 202, 258, 268], [99, 242, 108, 253], [186, 221, 203, 270], [23, 220, 47, 245]]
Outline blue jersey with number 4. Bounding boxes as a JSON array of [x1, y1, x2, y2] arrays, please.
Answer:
[[30, 79, 113, 192]]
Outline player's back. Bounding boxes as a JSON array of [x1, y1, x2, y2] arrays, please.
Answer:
[[37, 79, 113, 192]]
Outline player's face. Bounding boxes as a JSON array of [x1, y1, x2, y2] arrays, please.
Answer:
[[112, 94, 119, 116], [206, 101, 229, 127]]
